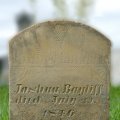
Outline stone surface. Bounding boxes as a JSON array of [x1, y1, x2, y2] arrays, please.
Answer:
[[9, 21, 111, 120]]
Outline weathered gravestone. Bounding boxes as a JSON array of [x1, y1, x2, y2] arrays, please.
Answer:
[[9, 21, 111, 120]]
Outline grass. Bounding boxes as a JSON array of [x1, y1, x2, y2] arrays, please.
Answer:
[[0, 86, 9, 120], [110, 86, 120, 120], [0, 85, 120, 120]]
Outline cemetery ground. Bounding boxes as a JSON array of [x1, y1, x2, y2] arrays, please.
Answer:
[[0, 85, 120, 120]]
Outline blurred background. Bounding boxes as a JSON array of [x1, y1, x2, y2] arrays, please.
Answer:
[[0, 0, 120, 86]]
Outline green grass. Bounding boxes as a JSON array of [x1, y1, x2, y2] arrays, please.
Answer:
[[110, 86, 120, 120], [0, 85, 120, 120], [0, 86, 9, 120]]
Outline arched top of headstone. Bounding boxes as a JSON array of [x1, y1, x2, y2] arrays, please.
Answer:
[[9, 21, 111, 46]]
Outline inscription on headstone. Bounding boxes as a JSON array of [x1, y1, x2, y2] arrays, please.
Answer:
[[9, 21, 111, 120]]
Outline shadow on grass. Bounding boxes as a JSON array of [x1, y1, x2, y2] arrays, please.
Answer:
[[0, 85, 120, 120]]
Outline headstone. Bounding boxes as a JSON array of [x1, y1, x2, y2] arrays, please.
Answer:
[[9, 21, 111, 120]]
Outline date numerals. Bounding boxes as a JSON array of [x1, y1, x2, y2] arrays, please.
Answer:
[[42, 109, 75, 119]]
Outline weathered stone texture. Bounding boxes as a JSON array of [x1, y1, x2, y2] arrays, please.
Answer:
[[9, 21, 111, 120]]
